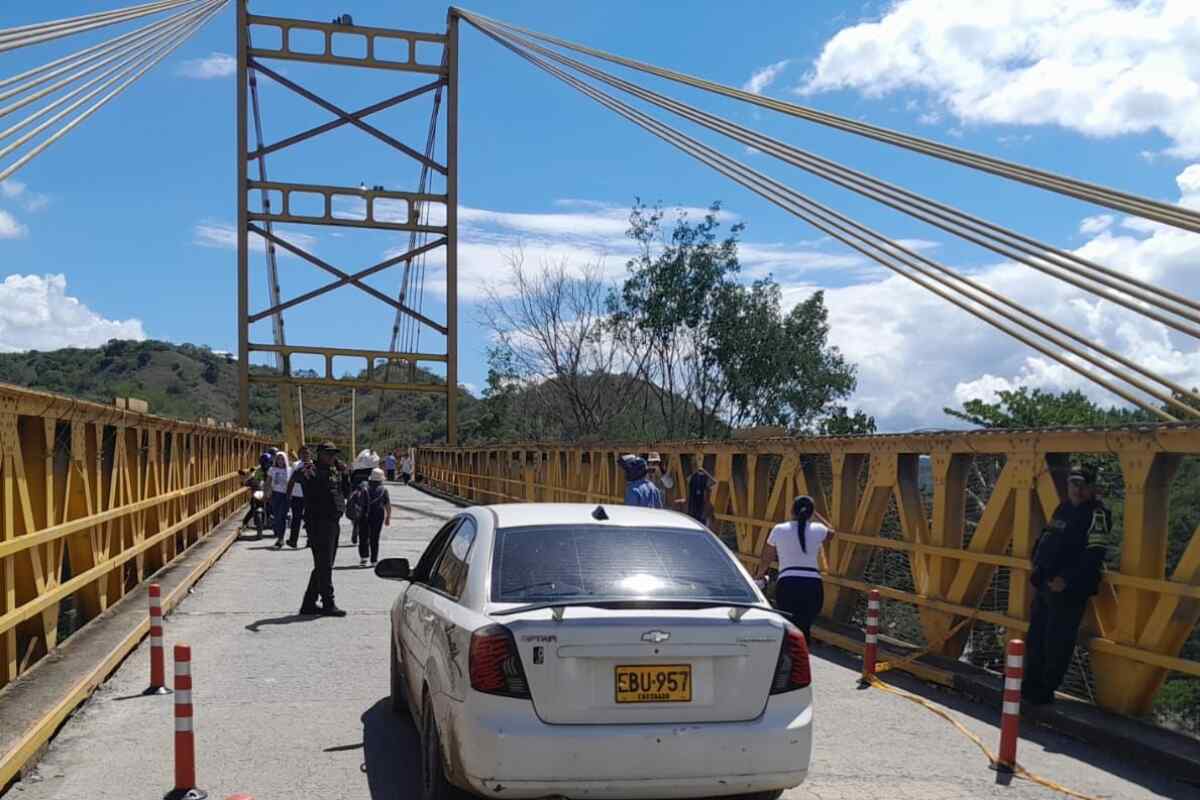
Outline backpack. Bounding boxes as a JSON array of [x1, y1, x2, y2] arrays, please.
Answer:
[[347, 483, 369, 522]]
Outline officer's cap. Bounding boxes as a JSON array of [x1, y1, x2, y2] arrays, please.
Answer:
[[317, 441, 340, 453], [1068, 464, 1096, 485]]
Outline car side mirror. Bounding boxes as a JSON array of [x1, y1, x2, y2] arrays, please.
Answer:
[[375, 558, 411, 581]]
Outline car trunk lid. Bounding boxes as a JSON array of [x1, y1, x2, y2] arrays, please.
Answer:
[[498, 607, 784, 725]]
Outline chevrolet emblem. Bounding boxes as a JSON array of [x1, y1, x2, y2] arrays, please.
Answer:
[[641, 630, 670, 643]]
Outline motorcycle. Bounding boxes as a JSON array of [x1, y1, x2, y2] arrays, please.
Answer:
[[252, 489, 267, 540]]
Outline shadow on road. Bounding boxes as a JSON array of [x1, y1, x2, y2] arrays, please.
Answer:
[[361, 697, 421, 799], [811, 646, 1195, 799], [245, 614, 321, 632]]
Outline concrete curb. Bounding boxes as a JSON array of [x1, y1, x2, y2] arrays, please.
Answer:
[[814, 617, 1200, 787], [949, 662, 1200, 787], [0, 509, 246, 792]]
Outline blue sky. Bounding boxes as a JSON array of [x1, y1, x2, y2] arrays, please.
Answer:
[[3, 0, 1199, 430]]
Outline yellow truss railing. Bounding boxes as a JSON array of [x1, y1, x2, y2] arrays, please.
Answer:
[[0, 383, 270, 690], [418, 424, 1200, 717]]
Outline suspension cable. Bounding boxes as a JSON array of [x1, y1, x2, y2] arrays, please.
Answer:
[[0, 1, 218, 131], [467, 20, 1177, 421], [0, 0, 196, 54], [0, 1, 225, 182], [0, 1, 208, 101], [246, 31, 288, 373], [472, 18, 1200, 418], [460, 9, 1200, 236], [480, 20, 1200, 337]]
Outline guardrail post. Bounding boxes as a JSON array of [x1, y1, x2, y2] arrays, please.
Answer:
[[997, 638, 1024, 772], [143, 584, 170, 695], [861, 589, 880, 684], [168, 643, 207, 800]]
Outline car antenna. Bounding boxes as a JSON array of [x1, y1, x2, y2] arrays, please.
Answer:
[[591, 505, 609, 521]]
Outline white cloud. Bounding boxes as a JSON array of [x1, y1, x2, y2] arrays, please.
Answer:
[[810, 163, 1200, 431], [0, 274, 144, 352], [743, 59, 791, 95], [1079, 214, 1115, 235], [0, 210, 27, 239], [798, 0, 1200, 156], [193, 221, 318, 256], [370, 201, 858, 302], [177, 52, 235, 79], [1, 179, 48, 213]]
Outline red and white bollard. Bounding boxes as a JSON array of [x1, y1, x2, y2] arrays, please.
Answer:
[[143, 584, 169, 695], [168, 644, 207, 800], [861, 589, 881, 682], [997, 638, 1025, 772]]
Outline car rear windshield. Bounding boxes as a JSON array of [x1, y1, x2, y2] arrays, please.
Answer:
[[491, 524, 757, 603]]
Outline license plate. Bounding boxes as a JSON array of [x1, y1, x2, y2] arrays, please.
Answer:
[[615, 665, 692, 703]]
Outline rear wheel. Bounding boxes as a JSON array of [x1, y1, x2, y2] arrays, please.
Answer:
[[733, 792, 784, 800], [389, 634, 407, 713], [420, 695, 466, 800]]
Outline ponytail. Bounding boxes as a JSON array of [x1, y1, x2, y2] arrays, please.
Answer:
[[793, 495, 815, 552]]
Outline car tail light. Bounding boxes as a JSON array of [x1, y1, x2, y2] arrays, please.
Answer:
[[470, 624, 530, 698], [770, 622, 812, 693]]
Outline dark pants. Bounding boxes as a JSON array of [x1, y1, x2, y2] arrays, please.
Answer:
[[241, 500, 261, 533], [288, 496, 305, 544], [270, 491, 289, 540], [400, 472, 411, 485], [386, 469, 396, 481], [775, 576, 824, 644], [1022, 590, 1087, 703], [358, 512, 385, 563], [302, 518, 341, 610]]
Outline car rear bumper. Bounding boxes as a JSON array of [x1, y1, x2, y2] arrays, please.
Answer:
[[445, 689, 813, 799]]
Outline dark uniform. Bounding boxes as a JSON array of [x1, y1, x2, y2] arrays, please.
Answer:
[[1022, 494, 1110, 704], [291, 444, 350, 615]]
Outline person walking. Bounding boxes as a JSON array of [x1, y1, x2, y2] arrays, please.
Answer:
[[267, 452, 291, 549], [350, 448, 379, 545], [1022, 464, 1111, 705], [286, 446, 311, 548], [287, 442, 350, 617], [358, 467, 392, 566], [399, 450, 414, 484], [755, 496, 835, 644], [620, 454, 663, 509], [384, 450, 397, 482]]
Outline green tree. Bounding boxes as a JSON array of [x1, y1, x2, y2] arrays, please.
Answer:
[[612, 201, 857, 437]]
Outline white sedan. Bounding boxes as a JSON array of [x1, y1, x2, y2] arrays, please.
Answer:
[[376, 503, 813, 800]]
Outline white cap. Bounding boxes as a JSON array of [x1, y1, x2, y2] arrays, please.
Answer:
[[370, 467, 385, 482]]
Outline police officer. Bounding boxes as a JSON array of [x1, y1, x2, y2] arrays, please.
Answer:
[[287, 441, 351, 617], [1022, 464, 1110, 705]]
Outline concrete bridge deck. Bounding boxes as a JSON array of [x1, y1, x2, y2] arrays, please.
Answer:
[[8, 486, 1186, 800]]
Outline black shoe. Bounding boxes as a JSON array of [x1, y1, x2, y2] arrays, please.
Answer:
[[299, 605, 320, 615], [319, 605, 347, 617], [287, 539, 298, 548], [274, 538, 284, 549]]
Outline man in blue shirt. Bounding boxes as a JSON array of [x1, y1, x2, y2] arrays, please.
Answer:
[[621, 454, 663, 508]]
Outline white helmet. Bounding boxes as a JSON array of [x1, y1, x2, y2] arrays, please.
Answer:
[[370, 467, 386, 482]]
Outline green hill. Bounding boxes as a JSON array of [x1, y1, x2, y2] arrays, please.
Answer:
[[0, 339, 479, 446]]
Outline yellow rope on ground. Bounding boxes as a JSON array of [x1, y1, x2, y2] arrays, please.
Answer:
[[866, 675, 1102, 800], [875, 609, 978, 675]]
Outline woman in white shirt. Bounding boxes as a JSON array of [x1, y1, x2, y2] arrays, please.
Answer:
[[267, 452, 291, 548], [755, 495, 836, 643]]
